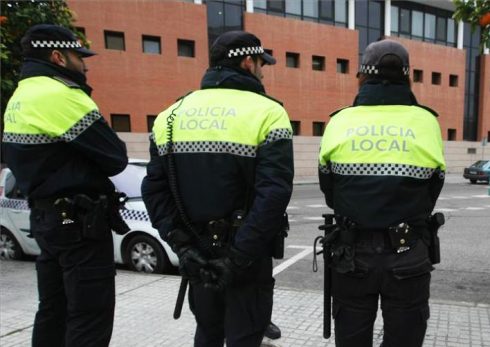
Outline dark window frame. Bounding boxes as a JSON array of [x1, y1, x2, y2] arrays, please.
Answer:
[[147, 115, 157, 132], [312, 121, 325, 136], [111, 114, 131, 132], [290, 120, 301, 135], [449, 74, 458, 87], [142, 35, 162, 54], [447, 128, 457, 141], [312, 55, 325, 71], [286, 52, 300, 68], [413, 69, 424, 83], [177, 39, 195, 57], [104, 30, 125, 51], [431, 72, 441, 85], [337, 58, 349, 74]]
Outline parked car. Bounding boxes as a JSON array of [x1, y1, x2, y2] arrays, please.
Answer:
[[0, 160, 178, 274], [463, 160, 490, 184]]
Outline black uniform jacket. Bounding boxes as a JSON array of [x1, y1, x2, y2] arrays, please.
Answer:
[[142, 67, 294, 259]]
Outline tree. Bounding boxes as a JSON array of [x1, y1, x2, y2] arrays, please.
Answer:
[[453, 0, 490, 52], [0, 0, 86, 117]]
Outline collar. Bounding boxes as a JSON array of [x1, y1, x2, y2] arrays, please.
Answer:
[[200, 66, 265, 94], [20, 58, 93, 96], [353, 80, 418, 106]]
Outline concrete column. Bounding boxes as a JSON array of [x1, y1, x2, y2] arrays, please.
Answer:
[[246, 0, 254, 13], [348, 0, 355, 30], [384, 0, 391, 36], [457, 20, 464, 49], [484, 45, 489, 55]]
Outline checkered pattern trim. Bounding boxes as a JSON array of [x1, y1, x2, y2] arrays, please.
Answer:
[[319, 164, 331, 174], [262, 128, 293, 146], [330, 162, 438, 179], [157, 141, 257, 158], [359, 64, 410, 76], [0, 198, 29, 210], [119, 209, 150, 222], [2, 110, 101, 144], [31, 40, 82, 49], [227, 46, 264, 58]]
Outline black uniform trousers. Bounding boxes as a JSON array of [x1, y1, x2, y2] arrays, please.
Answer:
[[332, 232, 433, 347], [188, 256, 274, 347], [30, 208, 116, 347]]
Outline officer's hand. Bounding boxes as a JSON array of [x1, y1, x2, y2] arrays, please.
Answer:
[[165, 229, 192, 253], [201, 257, 235, 291], [177, 246, 208, 283]]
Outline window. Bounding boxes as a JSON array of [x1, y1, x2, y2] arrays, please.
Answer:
[[334, 0, 347, 24], [286, 52, 300, 68], [290, 120, 301, 135], [111, 114, 131, 132], [447, 18, 456, 44], [104, 31, 125, 50], [313, 121, 325, 136], [467, 147, 477, 154], [336, 59, 348, 74], [413, 69, 423, 83], [142, 35, 161, 54], [400, 8, 410, 35], [312, 55, 325, 71], [436, 17, 447, 42], [264, 48, 273, 56], [449, 74, 458, 87], [424, 13, 436, 41], [447, 128, 456, 141], [411, 11, 423, 38], [268, 0, 285, 13], [391, 6, 399, 34], [147, 115, 157, 132], [304, 0, 318, 18], [286, 0, 301, 17], [431, 72, 441, 85], [178, 39, 195, 57]]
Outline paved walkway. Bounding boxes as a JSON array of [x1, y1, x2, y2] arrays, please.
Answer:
[[0, 261, 488, 347]]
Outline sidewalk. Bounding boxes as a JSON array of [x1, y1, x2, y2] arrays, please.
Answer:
[[1, 261, 489, 346]]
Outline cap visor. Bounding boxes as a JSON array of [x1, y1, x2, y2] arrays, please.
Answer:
[[261, 52, 276, 65], [76, 47, 97, 57]]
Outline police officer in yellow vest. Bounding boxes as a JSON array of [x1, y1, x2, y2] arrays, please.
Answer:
[[2, 24, 128, 346], [318, 39, 446, 347], [142, 31, 293, 346]]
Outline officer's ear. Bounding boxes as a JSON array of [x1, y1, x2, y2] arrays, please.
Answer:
[[240, 56, 255, 74], [50, 49, 67, 68]]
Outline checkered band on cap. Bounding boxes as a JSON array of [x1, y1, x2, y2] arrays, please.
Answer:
[[31, 40, 82, 49], [228, 46, 264, 58], [330, 162, 438, 179], [359, 64, 410, 76]]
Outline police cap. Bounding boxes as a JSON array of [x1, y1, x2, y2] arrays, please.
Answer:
[[358, 39, 409, 77], [210, 30, 276, 66], [21, 24, 96, 58]]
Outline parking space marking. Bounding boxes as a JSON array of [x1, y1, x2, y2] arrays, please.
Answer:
[[273, 246, 313, 276], [304, 216, 325, 221], [472, 195, 490, 198], [306, 204, 326, 208], [450, 196, 469, 199], [465, 207, 486, 210], [435, 208, 457, 212], [286, 206, 299, 210]]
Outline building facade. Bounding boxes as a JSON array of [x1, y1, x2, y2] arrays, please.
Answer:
[[67, 0, 490, 142]]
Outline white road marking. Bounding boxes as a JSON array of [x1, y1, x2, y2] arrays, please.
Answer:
[[273, 246, 313, 276], [288, 219, 297, 222], [472, 195, 490, 198], [465, 207, 485, 210], [434, 208, 457, 212], [286, 206, 299, 210], [304, 216, 325, 221], [450, 196, 469, 199], [438, 197, 448, 200], [306, 204, 326, 208]]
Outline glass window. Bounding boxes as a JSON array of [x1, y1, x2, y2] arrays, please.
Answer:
[[399, 8, 410, 34], [177, 39, 195, 57], [411, 11, 423, 37], [320, 0, 334, 20], [424, 13, 436, 40], [413, 69, 423, 83], [391, 6, 399, 33], [449, 74, 458, 87], [286, 52, 300, 68], [224, 3, 243, 30], [304, 0, 318, 18], [111, 114, 131, 132], [368, 1, 381, 29], [254, 0, 266, 10], [337, 58, 349, 73], [335, 0, 346, 23], [313, 122, 325, 136], [447, 18, 455, 43], [436, 17, 446, 42], [142, 35, 161, 54], [286, 0, 301, 15], [355, 0, 367, 26], [104, 31, 125, 50], [368, 28, 381, 44], [312, 55, 325, 71], [447, 129, 456, 141], [268, 0, 285, 13], [431, 72, 441, 85], [291, 121, 301, 135], [147, 115, 157, 132]]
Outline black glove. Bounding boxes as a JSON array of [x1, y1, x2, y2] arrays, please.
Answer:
[[201, 247, 253, 291], [177, 246, 208, 283], [164, 228, 192, 253]]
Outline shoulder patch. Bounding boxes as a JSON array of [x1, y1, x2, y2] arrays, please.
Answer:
[[416, 104, 439, 117], [51, 76, 80, 89], [260, 93, 283, 106], [176, 91, 194, 102], [329, 106, 351, 118]]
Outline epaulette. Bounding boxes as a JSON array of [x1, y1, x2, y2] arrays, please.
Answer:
[[416, 104, 439, 117], [176, 91, 194, 102], [51, 76, 80, 88], [329, 106, 352, 118]]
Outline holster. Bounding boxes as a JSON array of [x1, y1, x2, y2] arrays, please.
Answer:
[[271, 213, 289, 259], [427, 213, 444, 264], [73, 194, 111, 240]]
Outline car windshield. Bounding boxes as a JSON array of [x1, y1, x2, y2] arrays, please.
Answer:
[[471, 160, 489, 169], [110, 162, 147, 199]]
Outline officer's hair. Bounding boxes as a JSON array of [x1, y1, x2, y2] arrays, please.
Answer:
[[20, 35, 52, 60], [210, 55, 259, 69], [359, 54, 410, 85]]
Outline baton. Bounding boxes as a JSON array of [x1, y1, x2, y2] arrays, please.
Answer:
[[173, 277, 188, 319]]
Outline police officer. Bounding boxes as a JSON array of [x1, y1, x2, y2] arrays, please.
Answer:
[[2, 24, 128, 346], [142, 31, 293, 347], [318, 39, 446, 347]]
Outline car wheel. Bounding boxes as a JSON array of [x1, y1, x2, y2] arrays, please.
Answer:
[[470, 179, 477, 184], [125, 234, 170, 274], [0, 228, 24, 260]]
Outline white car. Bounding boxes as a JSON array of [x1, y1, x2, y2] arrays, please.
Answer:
[[0, 160, 178, 274]]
